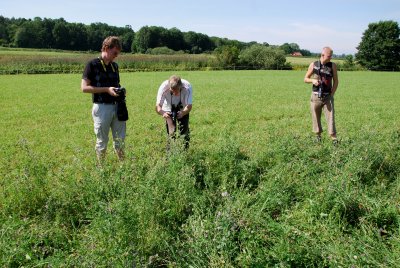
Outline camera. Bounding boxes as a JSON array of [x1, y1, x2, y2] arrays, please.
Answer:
[[114, 87, 126, 101], [171, 103, 183, 123], [318, 83, 323, 98]]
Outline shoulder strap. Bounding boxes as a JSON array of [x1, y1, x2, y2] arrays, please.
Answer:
[[112, 62, 119, 72]]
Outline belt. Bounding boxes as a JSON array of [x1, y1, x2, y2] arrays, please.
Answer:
[[312, 92, 330, 96]]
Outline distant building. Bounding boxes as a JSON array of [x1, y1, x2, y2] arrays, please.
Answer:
[[291, 52, 303, 57]]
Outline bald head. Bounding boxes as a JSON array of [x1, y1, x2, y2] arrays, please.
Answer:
[[322, 47, 333, 55], [320, 47, 333, 63]]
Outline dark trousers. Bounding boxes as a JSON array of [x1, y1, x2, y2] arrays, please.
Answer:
[[165, 114, 190, 149]]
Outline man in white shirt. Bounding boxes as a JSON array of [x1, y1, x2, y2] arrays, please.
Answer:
[[156, 75, 193, 149]]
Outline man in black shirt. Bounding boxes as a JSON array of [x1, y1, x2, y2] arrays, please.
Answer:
[[81, 36, 125, 163]]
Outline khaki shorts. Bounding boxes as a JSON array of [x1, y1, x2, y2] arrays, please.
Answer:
[[92, 103, 126, 154], [310, 93, 336, 135]]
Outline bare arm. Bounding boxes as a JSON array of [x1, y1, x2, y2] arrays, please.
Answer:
[[304, 62, 320, 86], [179, 104, 192, 117], [155, 103, 192, 119], [156, 104, 171, 119], [81, 78, 118, 97], [331, 63, 339, 95]]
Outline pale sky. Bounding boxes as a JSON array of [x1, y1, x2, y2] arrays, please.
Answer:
[[2, 0, 400, 54]]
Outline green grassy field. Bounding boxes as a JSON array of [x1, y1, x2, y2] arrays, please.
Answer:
[[1, 70, 399, 267]]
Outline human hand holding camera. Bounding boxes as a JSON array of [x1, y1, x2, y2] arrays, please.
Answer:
[[312, 79, 321, 86], [108, 87, 119, 96], [176, 110, 187, 119], [171, 103, 183, 122], [110, 87, 126, 103], [162, 111, 172, 119]]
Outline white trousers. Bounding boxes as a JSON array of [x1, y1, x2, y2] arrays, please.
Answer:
[[92, 103, 126, 154]]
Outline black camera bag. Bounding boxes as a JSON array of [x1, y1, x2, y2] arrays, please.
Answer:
[[117, 101, 129, 121]]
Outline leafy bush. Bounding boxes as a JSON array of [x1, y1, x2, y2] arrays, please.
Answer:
[[239, 44, 290, 69], [146, 46, 184, 55], [214, 45, 240, 68]]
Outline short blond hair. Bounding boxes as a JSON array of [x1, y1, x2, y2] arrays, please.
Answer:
[[168, 75, 182, 90], [101, 36, 122, 52]]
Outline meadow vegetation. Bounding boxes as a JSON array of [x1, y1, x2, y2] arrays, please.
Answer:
[[0, 48, 216, 74], [0, 47, 351, 74], [0, 70, 399, 267]]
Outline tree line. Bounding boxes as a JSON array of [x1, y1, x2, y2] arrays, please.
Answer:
[[0, 16, 133, 52], [0, 16, 239, 52], [0, 16, 311, 55], [1, 16, 398, 71]]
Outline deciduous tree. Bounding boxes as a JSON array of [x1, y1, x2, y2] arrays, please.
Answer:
[[356, 20, 400, 71]]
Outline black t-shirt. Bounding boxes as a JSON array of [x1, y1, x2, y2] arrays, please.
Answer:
[[82, 58, 120, 103]]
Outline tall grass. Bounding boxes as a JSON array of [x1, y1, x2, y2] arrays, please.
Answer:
[[0, 49, 217, 74], [1, 48, 353, 74], [0, 71, 399, 266]]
